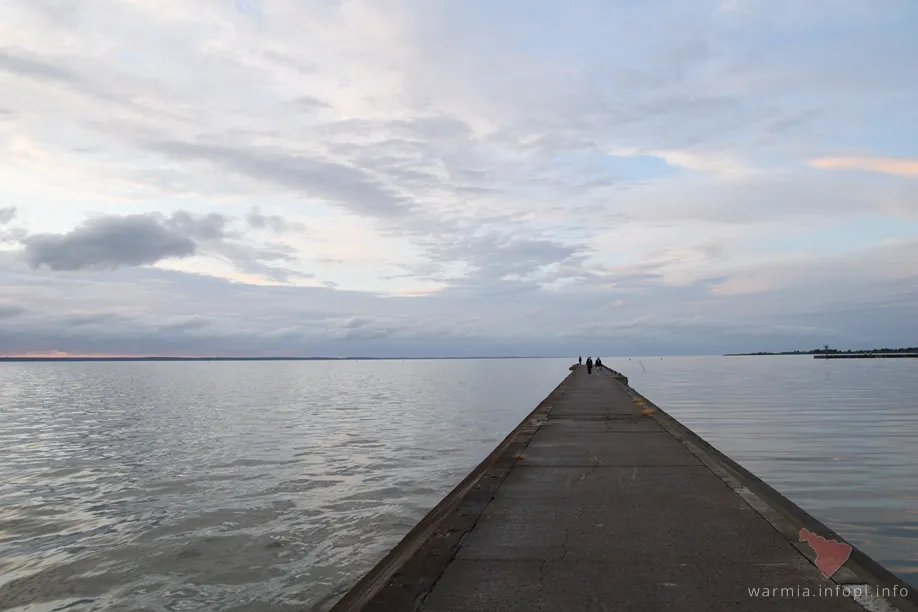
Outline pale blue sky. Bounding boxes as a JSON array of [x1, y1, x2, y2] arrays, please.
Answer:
[[0, 0, 916, 356]]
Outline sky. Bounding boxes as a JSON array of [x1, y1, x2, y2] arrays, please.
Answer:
[[1, 0, 917, 357]]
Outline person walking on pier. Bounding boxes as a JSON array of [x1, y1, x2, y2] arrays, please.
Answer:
[[585, 356, 593, 375], [595, 357, 602, 372], [578, 356, 582, 365]]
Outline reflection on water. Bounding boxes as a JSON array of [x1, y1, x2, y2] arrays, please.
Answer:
[[0, 359, 571, 611], [602, 355, 918, 589], [1, 356, 916, 611]]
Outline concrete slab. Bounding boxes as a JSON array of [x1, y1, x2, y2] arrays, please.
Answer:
[[548, 404, 643, 418], [457, 466, 796, 564], [480, 465, 757, 508], [455, 508, 798, 564], [538, 418, 663, 432], [547, 409, 644, 419], [421, 559, 866, 612], [545, 413, 627, 421], [523, 432, 702, 467]]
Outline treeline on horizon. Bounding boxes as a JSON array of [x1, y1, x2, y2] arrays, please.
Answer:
[[730, 346, 918, 355]]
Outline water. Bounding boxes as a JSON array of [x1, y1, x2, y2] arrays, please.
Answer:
[[0, 359, 571, 611], [1, 357, 916, 611], [602, 355, 918, 590]]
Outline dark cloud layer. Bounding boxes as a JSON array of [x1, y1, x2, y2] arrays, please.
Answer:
[[23, 213, 205, 271], [2, 240, 916, 356], [0, 304, 27, 319], [15, 209, 310, 282]]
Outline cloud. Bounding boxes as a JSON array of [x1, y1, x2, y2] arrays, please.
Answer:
[[62, 313, 131, 327], [245, 207, 292, 234], [809, 157, 918, 177], [159, 316, 212, 333], [205, 240, 310, 283], [13, 209, 313, 281], [0, 46, 141, 112], [148, 141, 415, 220], [644, 149, 754, 177], [288, 96, 331, 112], [0, 48, 79, 84], [709, 276, 775, 296], [331, 315, 402, 341], [0, 304, 26, 319], [22, 214, 201, 271], [0, 207, 16, 224], [163, 211, 232, 241], [343, 316, 373, 329]]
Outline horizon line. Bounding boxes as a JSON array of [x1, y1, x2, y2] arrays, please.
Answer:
[[0, 355, 573, 362]]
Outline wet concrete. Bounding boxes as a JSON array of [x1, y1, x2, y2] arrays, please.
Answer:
[[333, 366, 916, 612]]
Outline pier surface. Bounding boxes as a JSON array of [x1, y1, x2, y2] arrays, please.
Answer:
[[332, 366, 915, 612]]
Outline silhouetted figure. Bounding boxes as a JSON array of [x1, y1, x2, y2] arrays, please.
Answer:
[[595, 357, 602, 371], [586, 357, 593, 375], [578, 356, 582, 365]]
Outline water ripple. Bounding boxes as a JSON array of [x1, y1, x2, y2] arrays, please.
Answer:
[[0, 359, 570, 611]]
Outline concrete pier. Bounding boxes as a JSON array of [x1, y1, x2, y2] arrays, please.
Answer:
[[331, 365, 916, 612]]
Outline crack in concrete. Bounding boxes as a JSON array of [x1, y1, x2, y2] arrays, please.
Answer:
[[579, 458, 602, 481], [536, 559, 548, 601]]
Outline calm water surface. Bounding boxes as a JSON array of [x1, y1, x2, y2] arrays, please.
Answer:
[[1, 356, 916, 611], [0, 359, 570, 612]]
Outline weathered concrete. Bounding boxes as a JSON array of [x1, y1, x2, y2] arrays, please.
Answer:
[[332, 365, 917, 612]]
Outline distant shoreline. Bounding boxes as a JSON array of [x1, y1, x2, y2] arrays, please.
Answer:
[[726, 348, 918, 357], [0, 356, 565, 363], [813, 353, 918, 359]]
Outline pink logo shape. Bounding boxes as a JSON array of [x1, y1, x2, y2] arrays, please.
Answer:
[[799, 528, 852, 578]]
